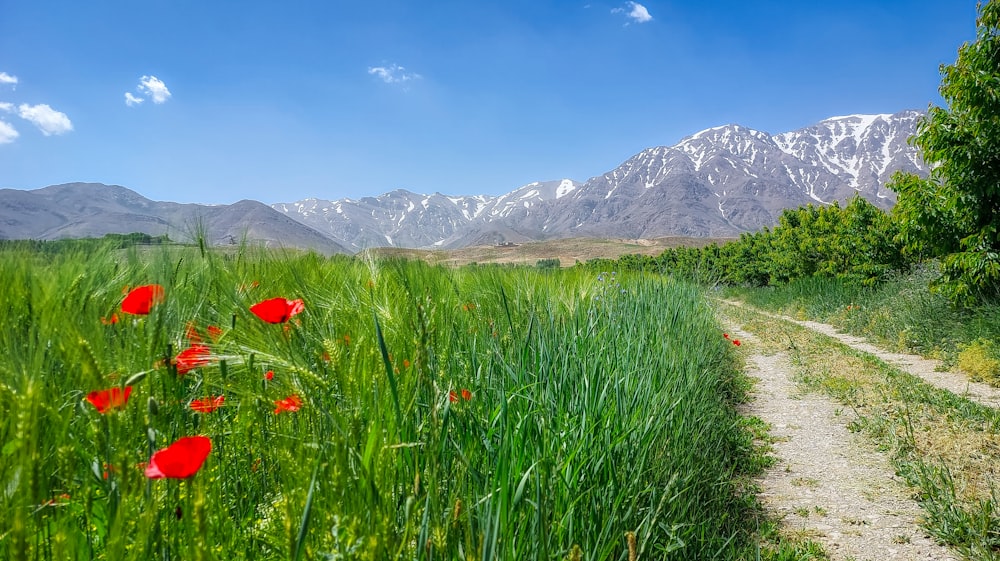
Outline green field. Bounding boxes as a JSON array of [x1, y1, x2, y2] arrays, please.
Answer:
[[0, 243, 774, 560]]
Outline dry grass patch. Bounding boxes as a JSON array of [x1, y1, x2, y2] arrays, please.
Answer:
[[361, 236, 733, 268]]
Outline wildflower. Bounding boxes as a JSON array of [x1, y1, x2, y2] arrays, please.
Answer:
[[121, 284, 164, 315], [238, 280, 260, 293], [274, 394, 302, 414], [461, 388, 472, 401], [723, 333, 729, 339], [449, 389, 472, 403], [85, 386, 132, 414], [733, 339, 741, 346], [173, 344, 213, 375], [190, 395, 225, 413], [184, 321, 202, 343], [250, 297, 305, 323], [101, 313, 120, 325], [144, 436, 212, 479], [44, 493, 71, 506], [206, 325, 223, 341], [264, 370, 274, 381], [403, 359, 411, 369]]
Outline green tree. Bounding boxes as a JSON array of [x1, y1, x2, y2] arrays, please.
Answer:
[[890, 0, 1000, 304]]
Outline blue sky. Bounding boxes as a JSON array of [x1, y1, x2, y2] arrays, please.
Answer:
[[0, 1, 980, 204]]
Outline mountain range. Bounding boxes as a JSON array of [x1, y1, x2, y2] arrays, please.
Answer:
[[0, 110, 928, 253]]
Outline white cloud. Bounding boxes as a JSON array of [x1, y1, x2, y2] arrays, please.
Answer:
[[137, 75, 171, 103], [0, 120, 18, 144], [125, 92, 145, 107], [17, 103, 73, 136], [612, 1, 653, 24], [0, 102, 12, 112], [368, 64, 421, 85], [0, 72, 17, 88]]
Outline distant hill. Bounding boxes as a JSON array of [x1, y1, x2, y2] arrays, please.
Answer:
[[0, 183, 348, 254]]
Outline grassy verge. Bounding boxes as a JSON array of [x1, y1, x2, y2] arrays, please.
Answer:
[[725, 266, 1000, 384], [723, 301, 1000, 560], [1, 242, 790, 559]]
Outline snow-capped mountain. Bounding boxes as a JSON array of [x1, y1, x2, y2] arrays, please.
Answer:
[[274, 179, 583, 251], [274, 110, 928, 250]]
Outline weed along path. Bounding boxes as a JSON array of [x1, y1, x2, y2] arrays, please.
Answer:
[[724, 325, 961, 560], [765, 313, 1000, 410]]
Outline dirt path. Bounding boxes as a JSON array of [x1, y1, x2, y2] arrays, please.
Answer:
[[729, 325, 961, 560]]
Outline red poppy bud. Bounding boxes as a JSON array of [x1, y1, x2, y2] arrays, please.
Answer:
[[121, 284, 164, 315]]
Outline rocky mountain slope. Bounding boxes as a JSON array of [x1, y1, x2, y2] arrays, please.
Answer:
[[274, 110, 927, 250]]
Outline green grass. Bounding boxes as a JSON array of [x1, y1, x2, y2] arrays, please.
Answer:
[[725, 265, 1000, 376], [0, 243, 789, 560]]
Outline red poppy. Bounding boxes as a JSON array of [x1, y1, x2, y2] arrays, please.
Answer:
[[733, 339, 741, 346], [264, 370, 274, 381], [144, 436, 212, 479], [723, 333, 729, 339], [173, 344, 213, 375], [449, 389, 472, 403], [190, 395, 225, 413], [274, 394, 302, 414], [250, 297, 304, 324], [449, 390, 458, 403], [121, 284, 164, 315], [85, 386, 133, 413], [184, 321, 202, 343], [101, 313, 120, 325], [461, 388, 472, 401], [238, 280, 260, 293], [206, 325, 223, 341]]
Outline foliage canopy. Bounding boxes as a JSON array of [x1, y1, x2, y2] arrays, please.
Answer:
[[890, 0, 1000, 304]]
